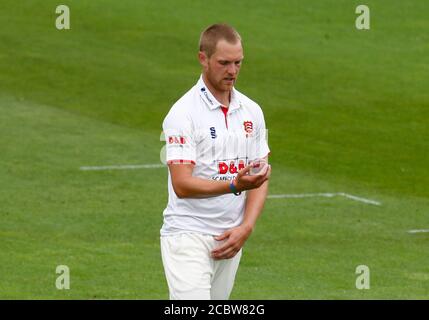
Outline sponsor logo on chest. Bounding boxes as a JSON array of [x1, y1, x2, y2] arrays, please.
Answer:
[[217, 159, 246, 175]]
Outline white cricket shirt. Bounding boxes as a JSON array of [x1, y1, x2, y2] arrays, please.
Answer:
[[161, 75, 270, 236]]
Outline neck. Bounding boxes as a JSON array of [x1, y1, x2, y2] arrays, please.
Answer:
[[202, 74, 231, 107]]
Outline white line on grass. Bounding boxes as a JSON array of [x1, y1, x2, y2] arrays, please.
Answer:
[[268, 192, 382, 206], [337, 192, 381, 206], [407, 229, 429, 234], [79, 164, 166, 171]]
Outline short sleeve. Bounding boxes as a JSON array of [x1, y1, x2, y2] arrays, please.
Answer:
[[162, 108, 196, 164]]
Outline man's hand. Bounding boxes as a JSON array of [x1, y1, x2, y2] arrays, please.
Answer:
[[234, 163, 271, 192], [211, 160, 271, 260], [211, 225, 253, 260]]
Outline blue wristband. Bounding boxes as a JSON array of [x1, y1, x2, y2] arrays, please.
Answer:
[[229, 181, 241, 196]]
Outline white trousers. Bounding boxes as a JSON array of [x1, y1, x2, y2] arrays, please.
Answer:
[[160, 232, 242, 300]]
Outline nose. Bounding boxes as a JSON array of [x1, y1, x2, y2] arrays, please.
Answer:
[[227, 63, 238, 75]]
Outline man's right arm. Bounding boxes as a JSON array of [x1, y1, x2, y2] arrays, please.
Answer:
[[168, 163, 270, 199]]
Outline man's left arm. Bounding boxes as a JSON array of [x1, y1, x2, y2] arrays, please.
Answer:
[[211, 156, 270, 260], [241, 172, 269, 232]]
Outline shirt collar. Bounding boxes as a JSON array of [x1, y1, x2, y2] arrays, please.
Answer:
[[197, 75, 242, 112]]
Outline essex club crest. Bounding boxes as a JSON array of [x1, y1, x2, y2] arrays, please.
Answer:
[[243, 121, 253, 134]]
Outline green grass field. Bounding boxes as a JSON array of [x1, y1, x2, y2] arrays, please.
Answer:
[[1, 0, 428, 299]]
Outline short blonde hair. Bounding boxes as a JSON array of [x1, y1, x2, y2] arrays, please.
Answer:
[[199, 23, 242, 57]]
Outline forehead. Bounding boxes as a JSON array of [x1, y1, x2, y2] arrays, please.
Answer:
[[212, 39, 243, 60]]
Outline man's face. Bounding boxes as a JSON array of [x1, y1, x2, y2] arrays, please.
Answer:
[[199, 39, 244, 93]]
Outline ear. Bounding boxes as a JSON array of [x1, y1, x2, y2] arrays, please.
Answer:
[[198, 51, 208, 68]]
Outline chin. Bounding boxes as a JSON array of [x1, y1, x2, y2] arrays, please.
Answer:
[[221, 82, 234, 90]]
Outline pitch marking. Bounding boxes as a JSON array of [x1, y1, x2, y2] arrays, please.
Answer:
[[268, 192, 381, 206], [407, 229, 429, 234]]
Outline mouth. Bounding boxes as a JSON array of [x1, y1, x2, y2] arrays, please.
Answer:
[[223, 77, 235, 84]]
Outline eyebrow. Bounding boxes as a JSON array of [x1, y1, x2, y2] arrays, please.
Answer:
[[218, 58, 244, 63]]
